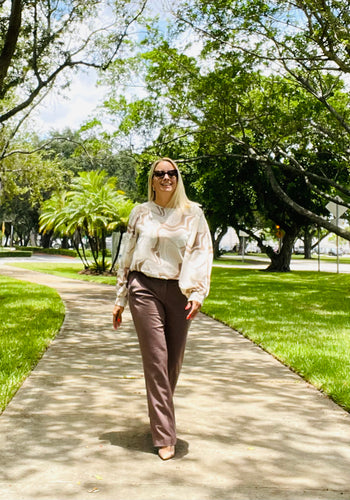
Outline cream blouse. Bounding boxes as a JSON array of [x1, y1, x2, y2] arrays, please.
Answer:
[[115, 201, 213, 307]]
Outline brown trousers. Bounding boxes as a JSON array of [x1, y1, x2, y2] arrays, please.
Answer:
[[128, 271, 190, 447]]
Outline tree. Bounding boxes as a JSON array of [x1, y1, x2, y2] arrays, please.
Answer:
[[39, 170, 136, 272], [0, 194, 40, 246], [0, 0, 147, 134], [40, 127, 139, 197], [0, 0, 147, 247], [0, 138, 70, 246], [37, 191, 70, 248], [169, 0, 350, 238], [106, 4, 350, 270], [101, 37, 347, 269]]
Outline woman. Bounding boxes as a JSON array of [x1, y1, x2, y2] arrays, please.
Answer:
[[112, 158, 213, 460]]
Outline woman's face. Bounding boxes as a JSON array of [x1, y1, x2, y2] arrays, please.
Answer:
[[152, 160, 178, 200]]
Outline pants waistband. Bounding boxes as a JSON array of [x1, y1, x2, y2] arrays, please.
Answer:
[[129, 270, 179, 283]]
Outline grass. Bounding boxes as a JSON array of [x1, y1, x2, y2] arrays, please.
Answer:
[[2, 261, 350, 412], [202, 267, 350, 411], [5, 262, 116, 284], [0, 275, 65, 412]]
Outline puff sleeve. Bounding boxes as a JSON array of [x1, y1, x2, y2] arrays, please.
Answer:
[[178, 207, 213, 304], [115, 205, 139, 307]]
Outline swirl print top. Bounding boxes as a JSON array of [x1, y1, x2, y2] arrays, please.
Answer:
[[115, 201, 213, 307]]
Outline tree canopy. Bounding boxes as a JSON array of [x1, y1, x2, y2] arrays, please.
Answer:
[[0, 0, 147, 132], [39, 170, 136, 271], [98, 0, 350, 270], [2, 0, 350, 271], [0, 0, 145, 248], [171, 0, 350, 231]]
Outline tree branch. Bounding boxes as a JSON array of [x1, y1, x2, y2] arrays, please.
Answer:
[[2, 136, 95, 168], [0, 0, 22, 91], [263, 162, 350, 240], [0, 0, 149, 127]]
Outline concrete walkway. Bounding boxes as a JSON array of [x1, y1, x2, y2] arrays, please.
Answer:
[[1, 264, 350, 500]]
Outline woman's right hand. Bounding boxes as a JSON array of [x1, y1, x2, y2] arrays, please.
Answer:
[[113, 305, 124, 330]]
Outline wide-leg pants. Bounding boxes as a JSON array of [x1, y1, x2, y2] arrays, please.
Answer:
[[128, 271, 190, 447]]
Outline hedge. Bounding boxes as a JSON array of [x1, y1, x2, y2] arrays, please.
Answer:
[[14, 246, 78, 257], [0, 250, 32, 257]]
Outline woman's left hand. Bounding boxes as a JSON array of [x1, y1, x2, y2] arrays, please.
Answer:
[[185, 300, 201, 320]]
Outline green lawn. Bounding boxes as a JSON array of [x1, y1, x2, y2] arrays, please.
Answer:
[[0, 275, 65, 411], [4, 262, 116, 284], [2, 262, 350, 412], [202, 268, 350, 410]]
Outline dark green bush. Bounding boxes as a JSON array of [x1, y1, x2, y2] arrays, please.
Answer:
[[0, 250, 32, 257], [14, 246, 77, 257]]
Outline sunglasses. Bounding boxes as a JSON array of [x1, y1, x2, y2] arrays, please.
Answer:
[[153, 169, 178, 178]]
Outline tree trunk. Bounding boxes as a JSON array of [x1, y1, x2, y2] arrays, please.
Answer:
[[61, 236, 69, 249], [212, 226, 227, 259], [0, 0, 22, 94], [40, 230, 52, 248], [88, 235, 99, 267], [110, 230, 125, 272], [304, 228, 312, 259], [101, 229, 107, 272], [72, 229, 89, 269], [265, 230, 297, 272]]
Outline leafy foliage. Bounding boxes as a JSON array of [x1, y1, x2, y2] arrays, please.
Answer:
[[39, 170, 136, 272], [99, 0, 350, 270], [0, 0, 147, 132]]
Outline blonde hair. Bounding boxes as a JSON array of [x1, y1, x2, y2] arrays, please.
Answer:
[[148, 157, 192, 211]]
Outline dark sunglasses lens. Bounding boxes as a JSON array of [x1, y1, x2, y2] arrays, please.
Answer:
[[154, 170, 178, 178]]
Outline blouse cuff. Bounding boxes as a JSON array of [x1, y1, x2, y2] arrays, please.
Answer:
[[188, 291, 206, 305], [115, 296, 128, 308]]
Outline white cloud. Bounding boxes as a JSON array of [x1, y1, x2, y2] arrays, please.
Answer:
[[33, 68, 107, 135]]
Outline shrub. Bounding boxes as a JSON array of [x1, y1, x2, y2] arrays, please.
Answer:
[[0, 250, 32, 257], [14, 246, 77, 257]]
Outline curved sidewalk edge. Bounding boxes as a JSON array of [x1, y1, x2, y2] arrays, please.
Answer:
[[0, 264, 350, 500]]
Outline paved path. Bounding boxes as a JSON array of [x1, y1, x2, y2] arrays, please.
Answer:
[[1, 264, 350, 500]]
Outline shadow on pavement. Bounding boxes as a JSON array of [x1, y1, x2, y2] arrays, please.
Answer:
[[0, 265, 350, 500]]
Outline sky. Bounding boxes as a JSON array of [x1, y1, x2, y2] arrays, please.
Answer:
[[33, 69, 106, 135]]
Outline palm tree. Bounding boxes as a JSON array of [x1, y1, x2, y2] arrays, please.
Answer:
[[39, 190, 90, 267], [39, 170, 136, 272]]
